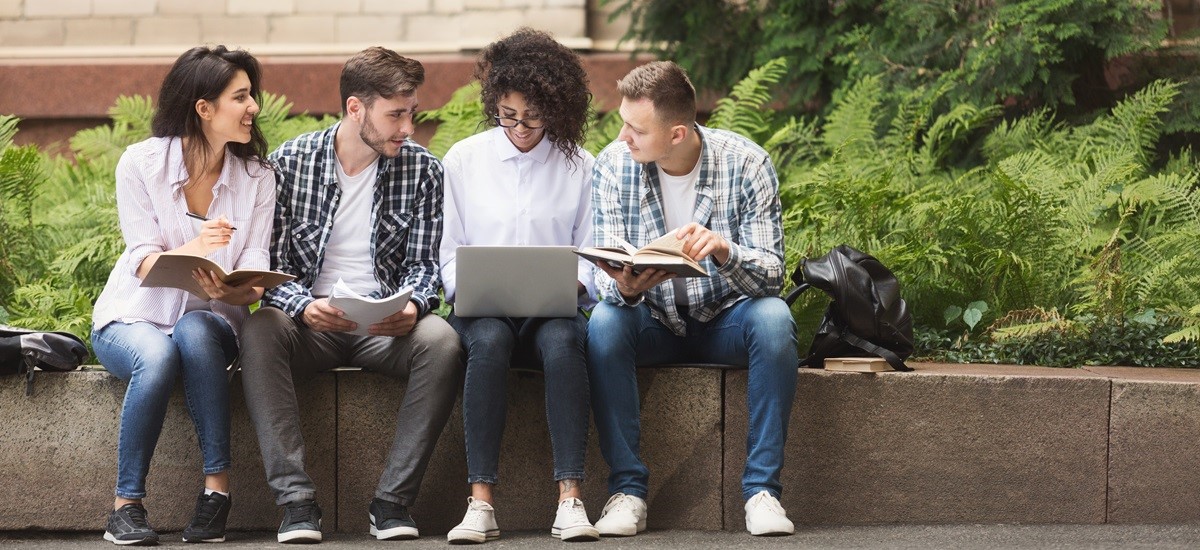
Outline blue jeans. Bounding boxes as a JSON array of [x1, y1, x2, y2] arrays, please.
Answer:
[[449, 311, 590, 485], [91, 311, 238, 499], [587, 297, 798, 501]]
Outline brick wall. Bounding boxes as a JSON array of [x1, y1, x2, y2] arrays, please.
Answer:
[[0, 0, 630, 53]]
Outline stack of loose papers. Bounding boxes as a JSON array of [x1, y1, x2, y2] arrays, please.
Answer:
[[327, 279, 413, 336]]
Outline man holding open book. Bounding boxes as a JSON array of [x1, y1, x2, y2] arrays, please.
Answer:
[[586, 61, 799, 537], [237, 47, 462, 544]]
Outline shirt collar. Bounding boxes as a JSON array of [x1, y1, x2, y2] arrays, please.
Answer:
[[167, 137, 234, 192], [492, 126, 552, 164]]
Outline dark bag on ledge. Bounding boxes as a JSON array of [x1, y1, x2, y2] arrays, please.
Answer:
[[0, 324, 87, 396], [784, 245, 914, 371]]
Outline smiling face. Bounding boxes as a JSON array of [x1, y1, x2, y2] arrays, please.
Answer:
[[199, 69, 258, 147], [354, 93, 419, 158], [497, 91, 545, 153]]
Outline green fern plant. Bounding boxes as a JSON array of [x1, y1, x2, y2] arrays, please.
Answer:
[[706, 57, 788, 143], [417, 82, 486, 159]]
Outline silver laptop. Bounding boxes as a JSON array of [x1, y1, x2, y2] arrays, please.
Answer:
[[453, 245, 578, 318]]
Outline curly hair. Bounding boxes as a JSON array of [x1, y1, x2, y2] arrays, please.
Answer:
[[475, 28, 592, 166]]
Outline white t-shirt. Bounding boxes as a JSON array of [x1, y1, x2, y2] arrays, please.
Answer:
[[656, 159, 700, 306], [311, 155, 380, 297]]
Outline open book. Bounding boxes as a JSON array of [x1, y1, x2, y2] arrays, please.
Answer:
[[327, 279, 414, 336], [574, 231, 708, 278], [140, 253, 295, 298]]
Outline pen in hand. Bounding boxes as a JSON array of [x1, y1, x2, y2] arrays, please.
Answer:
[[186, 211, 238, 231]]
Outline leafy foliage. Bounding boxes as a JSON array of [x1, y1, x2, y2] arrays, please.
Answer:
[[607, 0, 1200, 138]]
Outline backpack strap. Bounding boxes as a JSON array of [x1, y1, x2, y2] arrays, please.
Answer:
[[840, 332, 913, 372], [783, 282, 811, 307], [22, 354, 37, 396]]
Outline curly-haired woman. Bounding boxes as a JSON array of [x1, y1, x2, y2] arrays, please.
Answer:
[[438, 28, 599, 543], [91, 45, 274, 545]]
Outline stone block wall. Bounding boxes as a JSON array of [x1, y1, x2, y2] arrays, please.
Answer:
[[0, 0, 625, 52]]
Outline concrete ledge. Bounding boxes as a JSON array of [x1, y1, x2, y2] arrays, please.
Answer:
[[723, 363, 1111, 527], [0, 370, 335, 531], [337, 367, 723, 535], [3, 363, 1199, 533], [1085, 366, 1200, 523]]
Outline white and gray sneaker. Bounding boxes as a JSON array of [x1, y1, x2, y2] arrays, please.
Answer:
[[593, 493, 647, 537], [744, 490, 794, 536], [551, 497, 600, 542], [446, 497, 500, 544]]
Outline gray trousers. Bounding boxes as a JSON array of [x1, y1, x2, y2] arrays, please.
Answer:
[[240, 306, 463, 507]]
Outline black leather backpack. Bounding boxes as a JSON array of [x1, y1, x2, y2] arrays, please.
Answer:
[[0, 324, 87, 395], [785, 245, 914, 371]]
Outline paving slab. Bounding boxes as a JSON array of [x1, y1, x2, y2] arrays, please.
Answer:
[[6, 524, 1200, 549], [0, 369, 336, 531], [723, 363, 1111, 527]]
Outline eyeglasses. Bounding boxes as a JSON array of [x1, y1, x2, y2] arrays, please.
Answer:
[[494, 115, 544, 129]]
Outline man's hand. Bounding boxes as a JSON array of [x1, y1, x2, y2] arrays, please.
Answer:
[[676, 222, 730, 265], [594, 261, 673, 300], [193, 269, 262, 306], [368, 300, 419, 337], [302, 298, 357, 333]]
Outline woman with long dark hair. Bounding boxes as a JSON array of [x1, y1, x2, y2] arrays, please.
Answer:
[[439, 28, 599, 543], [91, 45, 274, 545]]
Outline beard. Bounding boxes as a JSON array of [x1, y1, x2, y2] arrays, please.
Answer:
[[359, 114, 406, 158]]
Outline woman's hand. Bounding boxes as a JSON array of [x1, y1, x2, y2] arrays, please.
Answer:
[[193, 268, 263, 306], [192, 216, 236, 255]]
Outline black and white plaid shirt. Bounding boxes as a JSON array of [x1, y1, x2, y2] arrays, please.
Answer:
[[263, 122, 445, 318]]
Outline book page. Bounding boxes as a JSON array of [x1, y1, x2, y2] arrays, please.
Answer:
[[640, 231, 688, 256], [596, 226, 639, 256], [327, 279, 414, 336]]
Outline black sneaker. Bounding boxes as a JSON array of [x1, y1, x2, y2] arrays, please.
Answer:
[[104, 503, 159, 546], [369, 498, 419, 540], [182, 491, 231, 543], [278, 499, 322, 544]]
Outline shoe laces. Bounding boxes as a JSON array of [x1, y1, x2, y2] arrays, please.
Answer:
[[374, 499, 412, 522], [123, 504, 151, 529], [286, 500, 318, 523], [558, 498, 588, 522], [750, 491, 786, 515], [463, 498, 493, 521], [603, 493, 637, 515], [192, 494, 221, 525]]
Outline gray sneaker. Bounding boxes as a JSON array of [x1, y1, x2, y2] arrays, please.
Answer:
[[369, 498, 419, 540], [278, 499, 322, 544], [103, 503, 159, 546]]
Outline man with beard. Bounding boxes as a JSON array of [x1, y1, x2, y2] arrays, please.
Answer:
[[240, 47, 462, 544]]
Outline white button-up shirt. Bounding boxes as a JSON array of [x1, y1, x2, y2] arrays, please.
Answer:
[[439, 127, 596, 306], [92, 136, 275, 335]]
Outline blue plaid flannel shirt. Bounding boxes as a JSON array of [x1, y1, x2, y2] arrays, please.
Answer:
[[592, 125, 785, 336], [264, 122, 445, 319]]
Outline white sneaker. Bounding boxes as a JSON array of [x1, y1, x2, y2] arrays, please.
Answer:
[[551, 497, 600, 542], [744, 490, 794, 536], [446, 498, 500, 544], [593, 493, 647, 537]]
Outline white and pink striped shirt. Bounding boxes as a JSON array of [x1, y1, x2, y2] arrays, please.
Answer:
[[92, 136, 275, 335]]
